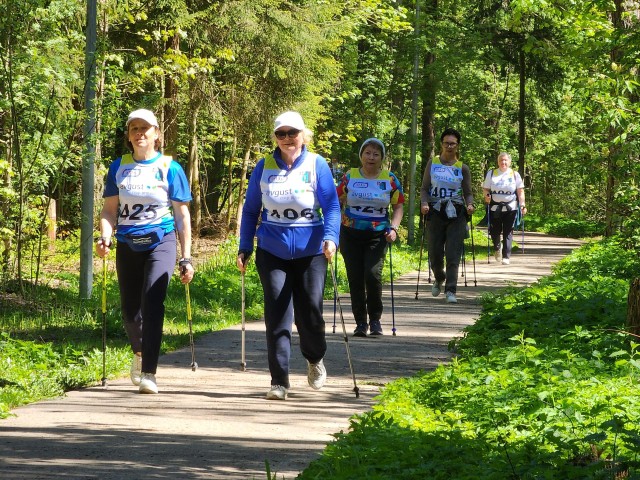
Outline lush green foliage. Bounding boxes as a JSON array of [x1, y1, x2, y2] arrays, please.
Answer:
[[522, 214, 605, 239], [299, 238, 640, 479]]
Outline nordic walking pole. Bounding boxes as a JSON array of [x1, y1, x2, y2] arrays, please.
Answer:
[[468, 215, 478, 287], [101, 256, 107, 387], [521, 213, 525, 255], [388, 241, 396, 336], [461, 241, 468, 287], [185, 283, 198, 371], [487, 205, 491, 264], [241, 269, 247, 371], [415, 215, 427, 299], [330, 257, 359, 398], [332, 253, 338, 333]]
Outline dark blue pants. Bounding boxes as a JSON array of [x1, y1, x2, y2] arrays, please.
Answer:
[[255, 248, 327, 388], [116, 231, 176, 374], [427, 211, 466, 294], [339, 226, 386, 327], [490, 209, 517, 259]]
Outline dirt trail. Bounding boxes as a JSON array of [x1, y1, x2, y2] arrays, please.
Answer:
[[0, 232, 582, 479]]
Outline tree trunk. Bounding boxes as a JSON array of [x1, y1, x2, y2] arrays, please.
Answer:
[[518, 50, 526, 183], [627, 278, 640, 336], [186, 93, 201, 235], [163, 33, 180, 158], [225, 135, 238, 231], [234, 142, 252, 237], [420, 47, 436, 237]]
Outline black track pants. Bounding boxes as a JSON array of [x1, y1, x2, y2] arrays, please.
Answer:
[[427, 212, 466, 294], [255, 248, 328, 389], [116, 231, 176, 374], [339, 226, 387, 327]]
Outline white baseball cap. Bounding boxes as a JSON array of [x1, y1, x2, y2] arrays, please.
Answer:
[[126, 109, 159, 128], [273, 111, 305, 132]]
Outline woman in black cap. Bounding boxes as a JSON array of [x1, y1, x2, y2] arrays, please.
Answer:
[[337, 138, 405, 336]]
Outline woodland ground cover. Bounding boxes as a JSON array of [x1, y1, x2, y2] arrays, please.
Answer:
[[298, 237, 640, 479]]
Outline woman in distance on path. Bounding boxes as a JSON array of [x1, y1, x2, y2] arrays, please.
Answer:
[[420, 128, 475, 304], [96, 108, 194, 395], [236, 111, 341, 401], [482, 152, 526, 265], [336, 138, 404, 337]]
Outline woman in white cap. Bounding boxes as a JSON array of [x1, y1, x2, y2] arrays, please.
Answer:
[[96, 108, 194, 394], [482, 152, 526, 265], [336, 138, 404, 336], [420, 128, 475, 304], [236, 111, 341, 400]]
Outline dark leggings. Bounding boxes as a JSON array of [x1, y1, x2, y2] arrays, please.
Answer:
[[116, 230, 176, 374], [339, 226, 387, 327], [489, 209, 517, 259], [427, 211, 467, 294], [255, 248, 327, 389]]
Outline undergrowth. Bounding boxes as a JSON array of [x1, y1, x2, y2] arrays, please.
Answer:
[[298, 237, 640, 479]]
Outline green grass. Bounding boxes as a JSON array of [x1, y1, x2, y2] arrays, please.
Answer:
[[521, 213, 604, 239], [298, 236, 640, 479]]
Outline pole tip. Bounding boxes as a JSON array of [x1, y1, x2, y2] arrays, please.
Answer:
[[191, 362, 198, 371], [101, 378, 107, 387], [354, 386, 360, 398], [241, 362, 246, 371]]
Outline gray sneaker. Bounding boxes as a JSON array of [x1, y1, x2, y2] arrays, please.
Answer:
[[307, 359, 327, 390], [130, 354, 142, 386], [431, 280, 443, 297], [139, 373, 158, 394], [495, 244, 503, 263], [445, 291, 458, 304], [266, 385, 288, 400]]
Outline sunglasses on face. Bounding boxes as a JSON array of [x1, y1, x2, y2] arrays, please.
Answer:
[[275, 129, 301, 140]]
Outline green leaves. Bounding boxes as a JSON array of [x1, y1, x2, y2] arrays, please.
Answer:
[[300, 237, 640, 479]]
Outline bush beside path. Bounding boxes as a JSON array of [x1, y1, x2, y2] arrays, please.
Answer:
[[0, 232, 582, 479]]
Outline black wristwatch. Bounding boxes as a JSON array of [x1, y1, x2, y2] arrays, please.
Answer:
[[178, 258, 192, 267]]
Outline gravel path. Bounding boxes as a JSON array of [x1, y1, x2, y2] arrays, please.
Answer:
[[0, 231, 582, 479]]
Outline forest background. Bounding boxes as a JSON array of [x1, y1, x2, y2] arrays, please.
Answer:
[[0, 0, 639, 293]]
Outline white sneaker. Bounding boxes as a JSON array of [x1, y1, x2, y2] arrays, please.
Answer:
[[266, 385, 288, 400], [431, 280, 443, 297], [139, 373, 158, 394], [307, 359, 327, 390], [130, 354, 142, 386], [445, 292, 458, 304], [494, 244, 503, 263], [502, 258, 510, 265]]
